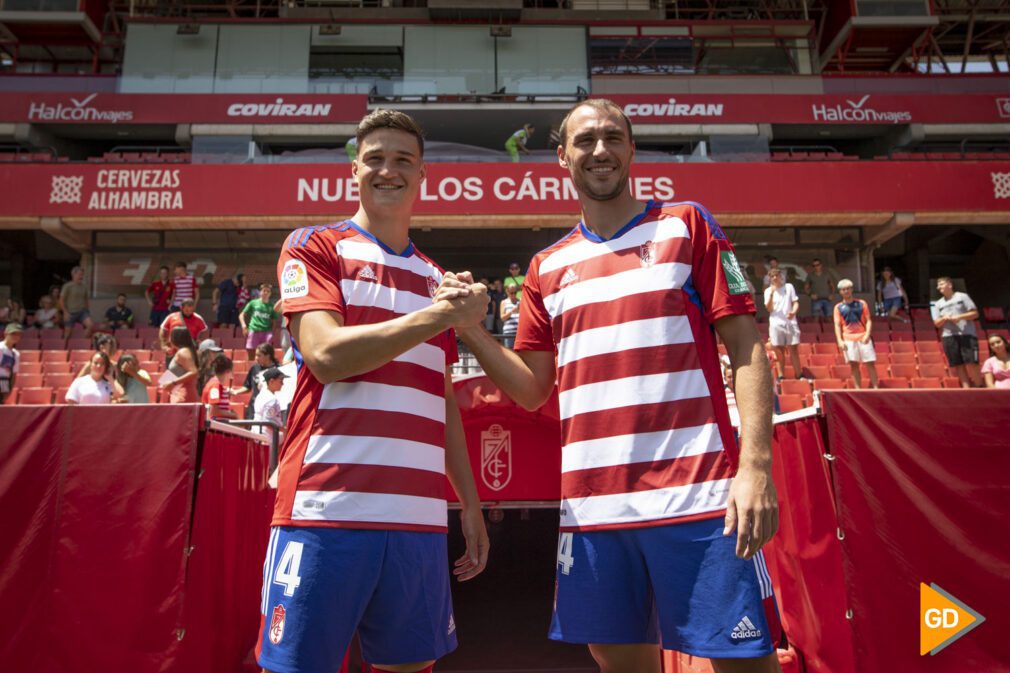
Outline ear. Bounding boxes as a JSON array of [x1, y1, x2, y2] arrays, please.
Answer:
[[350, 156, 359, 180], [557, 143, 568, 169], [419, 161, 427, 184]]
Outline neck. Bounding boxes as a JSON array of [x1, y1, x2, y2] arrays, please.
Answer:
[[352, 207, 411, 254], [579, 189, 647, 240]]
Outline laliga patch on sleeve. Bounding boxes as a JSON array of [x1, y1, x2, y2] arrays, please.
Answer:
[[720, 250, 750, 295], [281, 260, 309, 299]]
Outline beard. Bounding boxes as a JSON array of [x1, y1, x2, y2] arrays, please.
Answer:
[[569, 161, 631, 202]]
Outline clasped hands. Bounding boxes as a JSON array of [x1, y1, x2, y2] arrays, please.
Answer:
[[433, 271, 489, 328]]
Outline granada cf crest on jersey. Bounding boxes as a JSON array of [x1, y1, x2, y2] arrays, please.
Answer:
[[427, 275, 439, 298], [269, 604, 286, 645], [481, 424, 512, 491], [639, 240, 655, 267]]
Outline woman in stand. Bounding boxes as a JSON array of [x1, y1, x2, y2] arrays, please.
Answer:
[[116, 352, 153, 403], [981, 333, 1010, 389], [65, 351, 123, 404], [876, 266, 909, 322], [161, 326, 199, 403]]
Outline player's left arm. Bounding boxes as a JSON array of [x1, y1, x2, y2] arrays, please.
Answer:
[[443, 369, 489, 581], [715, 313, 778, 560]]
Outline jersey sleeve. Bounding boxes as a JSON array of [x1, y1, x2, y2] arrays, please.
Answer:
[[962, 293, 978, 312], [277, 229, 346, 318], [513, 257, 554, 351], [685, 204, 756, 323]]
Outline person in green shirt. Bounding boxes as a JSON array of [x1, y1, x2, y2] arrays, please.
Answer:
[[503, 261, 525, 300], [240, 283, 281, 355], [504, 124, 534, 162]]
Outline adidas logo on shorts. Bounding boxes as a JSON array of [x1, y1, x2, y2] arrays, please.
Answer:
[[358, 265, 378, 282], [730, 616, 762, 640]]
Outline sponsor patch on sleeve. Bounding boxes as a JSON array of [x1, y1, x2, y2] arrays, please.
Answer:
[[281, 260, 309, 299], [720, 250, 750, 295]]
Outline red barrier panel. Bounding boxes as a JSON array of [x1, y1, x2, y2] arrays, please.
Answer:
[[177, 428, 274, 673], [0, 404, 201, 673], [764, 416, 855, 673], [823, 390, 1010, 671], [451, 376, 562, 502]]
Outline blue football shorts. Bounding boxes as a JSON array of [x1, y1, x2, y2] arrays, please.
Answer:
[[256, 526, 457, 673], [549, 517, 784, 659]]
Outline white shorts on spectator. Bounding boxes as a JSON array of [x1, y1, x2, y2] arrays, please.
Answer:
[[769, 321, 800, 347], [843, 340, 877, 363]]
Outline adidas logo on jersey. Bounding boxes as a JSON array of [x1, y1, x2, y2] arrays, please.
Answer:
[[560, 267, 579, 288], [358, 265, 377, 282], [730, 616, 762, 640]]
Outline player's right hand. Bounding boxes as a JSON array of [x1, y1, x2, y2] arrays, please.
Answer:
[[433, 271, 473, 303]]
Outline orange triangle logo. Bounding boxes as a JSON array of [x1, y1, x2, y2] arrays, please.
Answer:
[[920, 583, 985, 655]]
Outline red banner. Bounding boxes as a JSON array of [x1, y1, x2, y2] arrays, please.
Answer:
[[4, 160, 1010, 218], [0, 93, 367, 124], [0, 404, 202, 673], [608, 93, 1010, 125], [823, 390, 1010, 671], [450, 375, 562, 502]]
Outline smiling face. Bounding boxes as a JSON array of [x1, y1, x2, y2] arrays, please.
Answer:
[[937, 278, 953, 298], [558, 104, 634, 202], [352, 128, 425, 215], [990, 335, 1008, 357], [90, 354, 107, 379]]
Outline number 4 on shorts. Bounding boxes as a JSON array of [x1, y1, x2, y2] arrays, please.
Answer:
[[557, 533, 574, 575], [274, 541, 304, 596]]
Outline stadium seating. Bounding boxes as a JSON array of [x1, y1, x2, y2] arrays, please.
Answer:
[[780, 380, 812, 396], [812, 378, 847, 390], [16, 373, 44, 388], [879, 377, 910, 389], [19, 362, 42, 375], [911, 377, 943, 389], [19, 387, 54, 404], [777, 394, 806, 413]]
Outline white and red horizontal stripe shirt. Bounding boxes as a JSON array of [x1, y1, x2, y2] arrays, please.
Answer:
[[172, 274, 197, 304], [515, 201, 756, 531], [273, 221, 456, 533]]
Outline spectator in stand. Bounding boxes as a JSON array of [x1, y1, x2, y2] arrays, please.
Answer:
[[479, 277, 495, 332], [5, 299, 26, 326], [35, 295, 59, 330], [77, 333, 118, 378], [761, 256, 781, 289], [66, 351, 122, 405], [60, 266, 94, 338], [115, 353, 152, 403], [499, 282, 520, 349], [504, 262, 525, 300], [253, 366, 287, 430], [981, 333, 1010, 389], [505, 124, 534, 162], [876, 266, 909, 323], [345, 136, 358, 161], [236, 275, 251, 314], [933, 277, 980, 389], [805, 258, 839, 320], [104, 293, 134, 330], [162, 326, 199, 403], [488, 278, 505, 333], [146, 265, 174, 327], [833, 279, 879, 389], [765, 268, 804, 380], [0, 301, 9, 327], [196, 339, 225, 394], [0, 322, 22, 404], [240, 283, 280, 355], [233, 342, 279, 419], [213, 271, 244, 328], [159, 299, 209, 358], [201, 354, 238, 419], [169, 261, 199, 312]]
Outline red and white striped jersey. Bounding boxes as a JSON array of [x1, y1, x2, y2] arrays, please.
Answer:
[[515, 201, 756, 532], [172, 274, 197, 304], [272, 221, 457, 533]]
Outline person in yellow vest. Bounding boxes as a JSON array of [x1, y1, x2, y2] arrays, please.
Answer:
[[505, 124, 534, 162]]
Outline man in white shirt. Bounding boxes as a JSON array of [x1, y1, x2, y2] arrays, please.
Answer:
[[253, 366, 286, 430], [764, 268, 803, 380], [0, 322, 23, 403]]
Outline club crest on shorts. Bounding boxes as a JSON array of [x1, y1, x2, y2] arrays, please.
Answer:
[[481, 424, 512, 491], [640, 240, 655, 267], [269, 604, 286, 645], [427, 275, 439, 298]]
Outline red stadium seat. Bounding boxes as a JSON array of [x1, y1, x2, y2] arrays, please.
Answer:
[[914, 340, 941, 353], [19, 387, 54, 404], [44, 373, 75, 388], [806, 366, 830, 379], [874, 352, 891, 366], [890, 341, 915, 353], [829, 365, 853, 379], [777, 394, 806, 413], [911, 377, 943, 389], [228, 403, 246, 417], [890, 352, 917, 365], [812, 378, 847, 391], [942, 377, 963, 389], [919, 364, 948, 378], [43, 362, 73, 374], [780, 379, 812, 396], [879, 377, 910, 389], [70, 350, 93, 365], [809, 354, 842, 367], [889, 320, 913, 332], [114, 327, 139, 339], [889, 364, 918, 379], [55, 387, 71, 403], [811, 343, 837, 355], [982, 307, 1006, 323], [19, 361, 43, 375], [890, 332, 914, 341], [917, 352, 945, 365], [118, 337, 145, 350], [40, 339, 67, 351], [15, 373, 44, 388], [230, 349, 250, 363], [231, 390, 251, 405], [4, 387, 19, 405], [66, 338, 91, 350], [796, 343, 812, 357]]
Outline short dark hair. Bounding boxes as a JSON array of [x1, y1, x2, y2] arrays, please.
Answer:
[[213, 355, 233, 375], [117, 293, 127, 299], [160, 265, 170, 272], [812, 258, 822, 264], [260, 283, 272, 290], [356, 109, 425, 157], [175, 261, 187, 269], [558, 99, 633, 149]]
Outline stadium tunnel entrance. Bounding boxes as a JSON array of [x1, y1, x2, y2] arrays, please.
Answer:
[[441, 507, 597, 673]]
